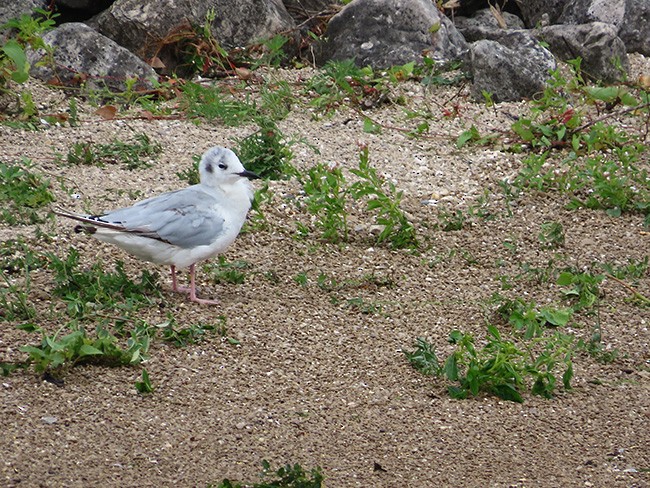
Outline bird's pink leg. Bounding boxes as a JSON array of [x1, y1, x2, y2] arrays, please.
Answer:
[[188, 263, 218, 305], [170, 265, 191, 293]]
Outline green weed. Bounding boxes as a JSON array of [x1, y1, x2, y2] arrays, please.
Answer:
[[538, 221, 565, 248], [299, 162, 348, 242], [213, 460, 323, 488], [176, 154, 201, 185], [156, 314, 225, 347], [0, 8, 57, 91], [557, 270, 603, 311], [180, 82, 257, 124], [0, 159, 54, 224], [207, 256, 249, 285], [135, 368, 154, 393], [406, 325, 574, 402], [350, 146, 418, 249], [234, 118, 297, 180], [17, 321, 150, 375], [63, 133, 162, 170], [47, 249, 161, 316]]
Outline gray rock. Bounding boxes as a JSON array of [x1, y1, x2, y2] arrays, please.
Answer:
[[454, 8, 525, 42], [283, 0, 335, 18], [469, 30, 556, 102], [513, 0, 569, 27], [90, 0, 295, 69], [27, 22, 156, 92], [559, 0, 649, 55], [537, 23, 629, 83], [317, 0, 469, 69]]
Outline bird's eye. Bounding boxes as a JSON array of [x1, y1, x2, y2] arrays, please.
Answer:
[[218, 163, 227, 170]]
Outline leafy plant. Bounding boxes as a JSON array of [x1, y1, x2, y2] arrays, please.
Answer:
[[213, 460, 323, 488], [538, 221, 565, 248], [557, 270, 603, 311], [156, 314, 225, 347], [176, 153, 201, 185], [0, 8, 57, 91], [350, 146, 418, 249], [0, 159, 54, 224], [234, 118, 297, 180], [47, 249, 161, 316], [405, 323, 574, 402], [497, 297, 572, 340], [180, 82, 258, 124], [206, 256, 249, 285], [17, 322, 149, 375], [299, 162, 349, 242], [135, 368, 154, 393], [64, 133, 162, 170], [404, 337, 442, 376]]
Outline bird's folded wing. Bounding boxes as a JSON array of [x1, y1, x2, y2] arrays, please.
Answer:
[[58, 187, 226, 249]]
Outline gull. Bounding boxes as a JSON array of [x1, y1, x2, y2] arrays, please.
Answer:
[[55, 146, 259, 305]]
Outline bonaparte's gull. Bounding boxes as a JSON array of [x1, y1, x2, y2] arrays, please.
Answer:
[[55, 146, 259, 304]]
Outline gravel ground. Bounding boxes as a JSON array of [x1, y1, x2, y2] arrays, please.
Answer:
[[1, 56, 649, 487]]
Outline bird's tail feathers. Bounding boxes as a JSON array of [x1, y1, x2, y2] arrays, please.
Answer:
[[53, 206, 125, 233]]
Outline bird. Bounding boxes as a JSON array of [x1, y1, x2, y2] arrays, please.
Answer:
[[55, 146, 259, 305]]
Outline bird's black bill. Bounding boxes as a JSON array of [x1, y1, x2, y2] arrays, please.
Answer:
[[238, 170, 260, 180]]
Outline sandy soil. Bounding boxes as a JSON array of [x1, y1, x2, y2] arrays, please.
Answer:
[[1, 56, 649, 487]]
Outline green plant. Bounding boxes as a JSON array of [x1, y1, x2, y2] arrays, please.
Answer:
[[0, 269, 36, 321], [497, 297, 572, 340], [180, 82, 258, 124], [251, 34, 290, 69], [213, 460, 324, 488], [557, 270, 603, 311], [64, 133, 162, 170], [538, 221, 565, 248], [156, 314, 224, 347], [304, 59, 380, 113], [300, 162, 349, 242], [0, 159, 54, 224], [176, 154, 201, 184], [234, 118, 297, 180], [0, 8, 57, 91], [350, 147, 418, 249], [17, 322, 149, 375], [206, 256, 249, 284], [135, 368, 154, 393], [404, 337, 442, 376], [47, 249, 161, 316], [406, 325, 574, 403], [456, 125, 498, 148]]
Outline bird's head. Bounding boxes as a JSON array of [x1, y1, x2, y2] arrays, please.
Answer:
[[199, 147, 260, 189]]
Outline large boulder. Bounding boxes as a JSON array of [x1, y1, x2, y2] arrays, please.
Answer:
[[469, 30, 556, 102], [454, 8, 525, 42], [513, 0, 568, 27], [559, 0, 650, 55], [27, 22, 156, 91], [317, 0, 469, 69], [89, 0, 295, 70], [537, 23, 629, 83]]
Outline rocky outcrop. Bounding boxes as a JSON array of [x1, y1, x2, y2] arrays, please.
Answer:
[[559, 0, 650, 55], [2, 0, 646, 100], [316, 0, 469, 69], [27, 22, 156, 92], [89, 0, 295, 66], [537, 22, 629, 83], [469, 30, 556, 102]]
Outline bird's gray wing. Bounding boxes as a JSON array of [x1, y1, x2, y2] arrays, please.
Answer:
[[99, 186, 225, 248]]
